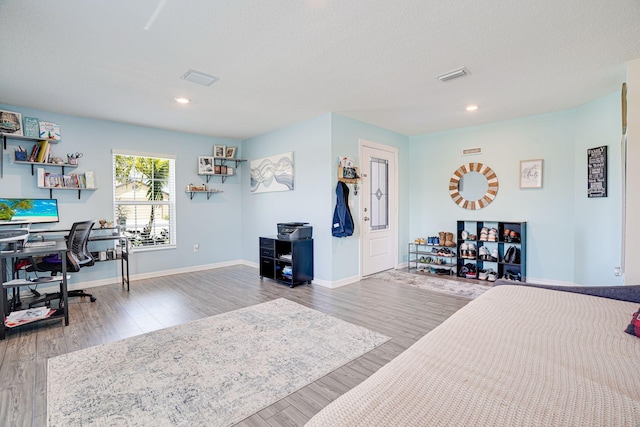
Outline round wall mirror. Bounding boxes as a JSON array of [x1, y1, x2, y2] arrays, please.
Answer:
[[449, 163, 498, 210]]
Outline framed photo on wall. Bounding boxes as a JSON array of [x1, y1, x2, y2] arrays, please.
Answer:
[[198, 156, 214, 174], [519, 159, 543, 189], [213, 145, 226, 158], [587, 146, 607, 198]]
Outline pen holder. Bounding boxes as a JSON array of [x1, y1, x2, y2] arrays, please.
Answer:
[[67, 155, 78, 165], [15, 151, 27, 161]]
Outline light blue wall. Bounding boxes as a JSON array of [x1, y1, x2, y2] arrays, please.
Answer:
[[240, 114, 333, 281], [572, 92, 623, 285], [408, 92, 622, 285], [1, 103, 242, 289], [330, 114, 410, 281]]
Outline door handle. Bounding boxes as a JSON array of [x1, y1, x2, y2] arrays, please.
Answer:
[[363, 216, 370, 221]]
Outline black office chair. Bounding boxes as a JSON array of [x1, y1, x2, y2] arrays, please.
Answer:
[[28, 220, 97, 308]]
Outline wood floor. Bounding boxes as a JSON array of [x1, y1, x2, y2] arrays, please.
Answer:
[[0, 265, 471, 427]]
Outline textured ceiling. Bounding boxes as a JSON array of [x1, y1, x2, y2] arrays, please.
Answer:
[[1, 0, 639, 140]]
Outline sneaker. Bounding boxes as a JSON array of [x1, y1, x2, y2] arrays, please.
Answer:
[[487, 269, 497, 281], [478, 269, 488, 280], [491, 248, 499, 262], [468, 243, 477, 258], [478, 246, 490, 259], [488, 228, 498, 241], [460, 243, 468, 258]]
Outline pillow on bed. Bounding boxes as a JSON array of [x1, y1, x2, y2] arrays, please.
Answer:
[[625, 307, 640, 337]]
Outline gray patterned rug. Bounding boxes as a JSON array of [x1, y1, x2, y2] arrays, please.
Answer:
[[368, 269, 492, 299], [47, 299, 389, 427]]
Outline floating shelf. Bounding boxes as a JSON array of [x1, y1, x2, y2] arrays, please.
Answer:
[[185, 190, 223, 200]]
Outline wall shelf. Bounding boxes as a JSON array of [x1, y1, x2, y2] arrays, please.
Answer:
[[14, 160, 78, 175], [185, 190, 223, 200], [38, 186, 97, 200], [0, 133, 59, 178]]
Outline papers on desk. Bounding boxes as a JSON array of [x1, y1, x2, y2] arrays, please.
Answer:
[[4, 307, 55, 327]]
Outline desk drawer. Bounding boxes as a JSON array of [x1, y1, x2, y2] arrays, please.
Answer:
[[260, 247, 275, 258]]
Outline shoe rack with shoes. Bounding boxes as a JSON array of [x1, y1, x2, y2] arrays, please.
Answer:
[[408, 232, 457, 276], [456, 220, 526, 282]]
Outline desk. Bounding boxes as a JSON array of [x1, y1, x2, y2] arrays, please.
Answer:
[[0, 240, 69, 340], [37, 228, 131, 291]]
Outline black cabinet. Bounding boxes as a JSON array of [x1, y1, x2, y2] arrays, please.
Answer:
[[456, 220, 527, 282], [259, 237, 313, 287]]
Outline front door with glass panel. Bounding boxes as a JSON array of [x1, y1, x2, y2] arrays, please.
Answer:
[[360, 140, 397, 276]]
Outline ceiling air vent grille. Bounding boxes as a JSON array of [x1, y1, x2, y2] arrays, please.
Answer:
[[180, 70, 219, 86], [462, 147, 482, 156]]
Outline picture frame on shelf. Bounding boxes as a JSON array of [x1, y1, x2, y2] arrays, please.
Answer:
[[214, 165, 221, 174], [213, 145, 226, 158], [0, 110, 23, 135], [198, 156, 215, 174], [519, 159, 543, 189], [225, 146, 236, 159], [221, 165, 228, 174], [23, 117, 40, 138], [38, 121, 61, 140]]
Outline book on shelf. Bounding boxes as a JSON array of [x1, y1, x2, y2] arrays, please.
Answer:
[[28, 143, 39, 162], [85, 171, 95, 188], [36, 140, 49, 162]]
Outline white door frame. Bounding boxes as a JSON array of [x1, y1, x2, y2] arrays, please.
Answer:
[[359, 139, 399, 276]]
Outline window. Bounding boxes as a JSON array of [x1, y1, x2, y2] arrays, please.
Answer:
[[112, 150, 176, 251]]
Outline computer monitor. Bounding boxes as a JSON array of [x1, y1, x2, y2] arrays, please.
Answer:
[[0, 198, 60, 226]]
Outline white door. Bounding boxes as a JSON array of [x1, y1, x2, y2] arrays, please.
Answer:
[[360, 140, 398, 276]]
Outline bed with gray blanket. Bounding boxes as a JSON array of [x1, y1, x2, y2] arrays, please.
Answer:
[[306, 280, 640, 426]]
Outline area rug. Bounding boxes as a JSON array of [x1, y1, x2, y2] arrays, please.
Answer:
[[47, 298, 390, 427], [368, 269, 492, 299]]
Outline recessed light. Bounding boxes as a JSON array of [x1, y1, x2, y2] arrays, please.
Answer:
[[466, 105, 478, 111], [175, 97, 191, 104]]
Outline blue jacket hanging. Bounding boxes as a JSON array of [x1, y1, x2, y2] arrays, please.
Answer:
[[332, 181, 354, 237]]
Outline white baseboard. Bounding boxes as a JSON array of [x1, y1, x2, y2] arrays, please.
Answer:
[[525, 276, 577, 286]]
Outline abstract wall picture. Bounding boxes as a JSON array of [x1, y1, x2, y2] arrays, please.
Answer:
[[250, 151, 294, 193]]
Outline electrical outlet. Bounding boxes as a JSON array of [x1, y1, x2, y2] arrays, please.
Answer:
[[614, 267, 623, 276], [193, 243, 199, 252]]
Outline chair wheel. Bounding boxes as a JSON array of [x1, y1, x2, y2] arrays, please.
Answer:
[[90, 297, 97, 302]]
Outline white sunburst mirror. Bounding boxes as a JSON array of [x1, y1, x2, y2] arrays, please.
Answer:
[[449, 163, 499, 210]]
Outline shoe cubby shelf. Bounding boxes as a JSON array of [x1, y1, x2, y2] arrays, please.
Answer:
[[408, 243, 457, 276], [457, 220, 527, 282]]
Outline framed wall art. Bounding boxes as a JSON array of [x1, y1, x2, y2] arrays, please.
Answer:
[[198, 156, 214, 174], [519, 159, 543, 189], [225, 146, 236, 159], [213, 145, 226, 158], [587, 146, 607, 198], [0, 110, 23, 136]]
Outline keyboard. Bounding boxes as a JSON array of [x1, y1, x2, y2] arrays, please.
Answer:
[[24, 241, 56, 248]]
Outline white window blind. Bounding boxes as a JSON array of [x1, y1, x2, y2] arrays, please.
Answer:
[[112, 151, 176, 251]]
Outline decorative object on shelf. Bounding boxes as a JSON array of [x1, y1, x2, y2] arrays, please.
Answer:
[[198, 156, 215, 174], [0, 110, 23, 135], [214, 164, 221, 174], [250, 151, 294, 193], [227, 167, 234, 176], [221, 165, 227, 174], [213, 145, 226, 158], [38, 121, 61, 140], [188, 184, 207, 191], [23, 117, 39, 138], [587, 146, 607, 198], [449, 162, 498, 210], [519, 158, 543, 189], [225, 146, 236, 159]]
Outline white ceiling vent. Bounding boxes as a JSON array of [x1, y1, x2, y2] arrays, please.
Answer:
[[180, 70, 219, 86], [438, 67, 470, 82], [462, 147, 482, 155]]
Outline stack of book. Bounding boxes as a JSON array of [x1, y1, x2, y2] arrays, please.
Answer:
[[37, 168, 95, 189]]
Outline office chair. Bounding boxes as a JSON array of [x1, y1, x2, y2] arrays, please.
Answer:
[[28, 220, 97, 308]]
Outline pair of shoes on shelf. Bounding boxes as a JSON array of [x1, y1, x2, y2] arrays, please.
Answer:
[[502, 270, 521, 281], [504, 246, 521, 264], [460, 243, 477, 259], [503, 229, 520, 243]]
